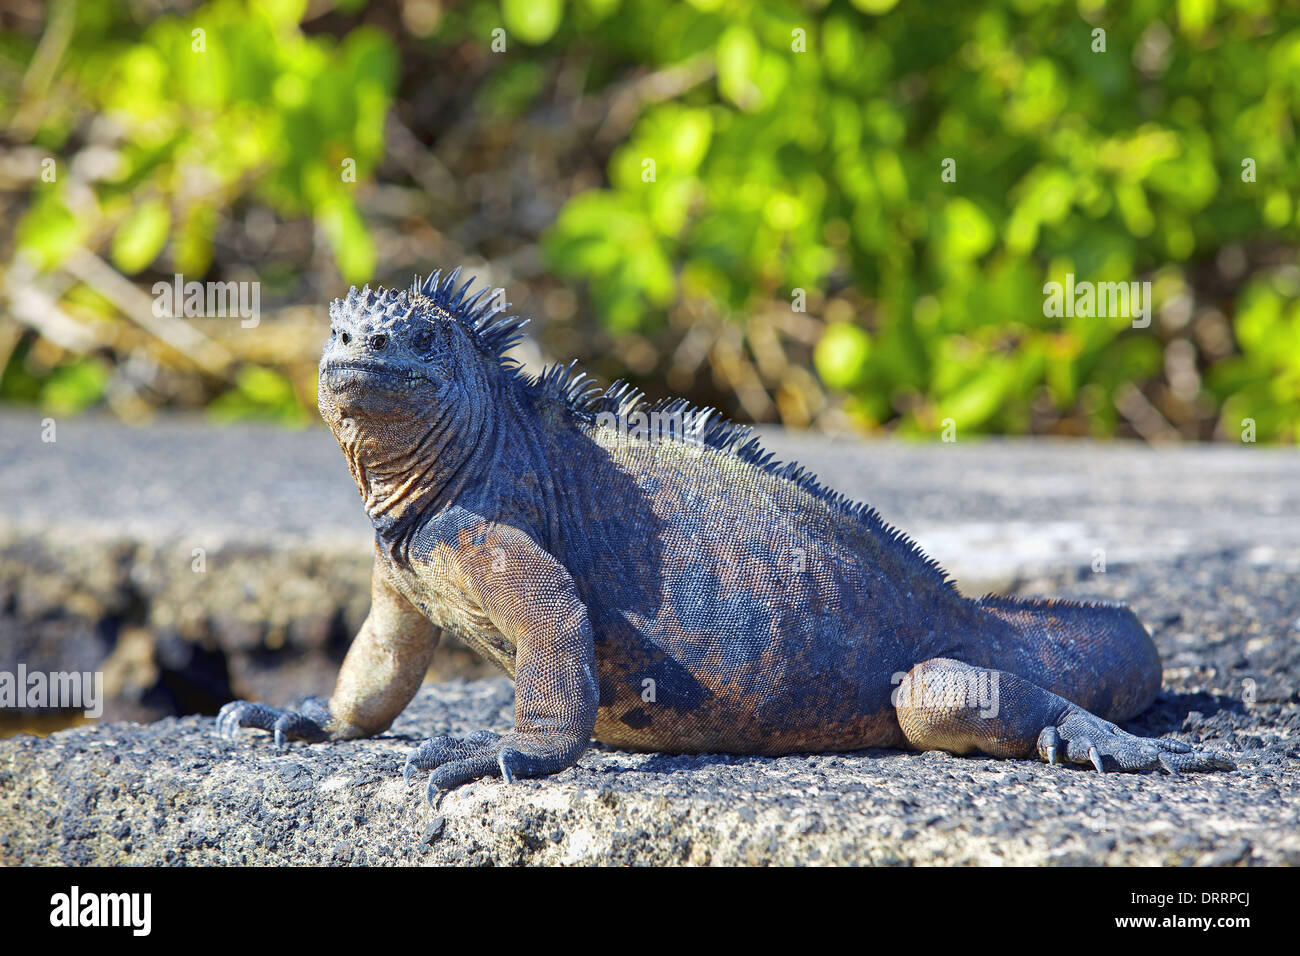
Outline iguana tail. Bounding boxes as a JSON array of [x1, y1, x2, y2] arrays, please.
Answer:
[[970, 594, 1162, 722]]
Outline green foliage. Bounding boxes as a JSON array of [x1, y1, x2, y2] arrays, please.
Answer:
[[12, 0, 397, 282], [41, 358, 110, 415], [814, 322, 871, 391], [208, 365, 310, 425], [111, 198, 171, 274], [0, 344, 106, 413], [539, 0, 1300, 440], [503, 0, 564, 46], [3, 0, 399, 423], [1208, 270, 1300, 437], [4, 0, 1298, 440], [14, 190, 87, 270]]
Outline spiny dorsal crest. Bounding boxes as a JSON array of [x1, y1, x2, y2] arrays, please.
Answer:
[[334, 266, 956, 593], [330, 283, 418, 333], [411, 266, 531, 359]]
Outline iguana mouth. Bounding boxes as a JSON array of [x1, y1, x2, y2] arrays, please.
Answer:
[[323, 362, 429, 390]]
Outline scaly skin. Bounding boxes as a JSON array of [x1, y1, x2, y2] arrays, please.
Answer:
[[215, 267, 1234, 799]]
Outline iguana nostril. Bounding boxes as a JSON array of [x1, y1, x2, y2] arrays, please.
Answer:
[[340, 331, 351, 345], [370, 334, 387, 350]]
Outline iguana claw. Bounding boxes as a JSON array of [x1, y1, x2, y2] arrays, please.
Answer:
[[404, 728, 580, 797], [1036, 708, 1234, 774], [216, 697, 330, 750], [1088, 744, 1104, 774], [1040, 726, 1060, 764], [404, 730, 503, 787], [497, 750, 521, 784]]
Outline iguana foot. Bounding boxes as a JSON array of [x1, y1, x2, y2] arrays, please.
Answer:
[[1038, 708, 1235, 774], [216, 696, 331, 750], [404, 729, 581, 800], [896, 658, 1236, 774]]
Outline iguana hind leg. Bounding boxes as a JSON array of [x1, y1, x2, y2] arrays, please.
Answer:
[[894, 657, 1234, 773], [972, 596, 1163, 721]]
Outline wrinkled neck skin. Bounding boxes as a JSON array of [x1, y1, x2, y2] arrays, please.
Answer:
[[322, 378, 558, 552], [323, 386, 494, 543]]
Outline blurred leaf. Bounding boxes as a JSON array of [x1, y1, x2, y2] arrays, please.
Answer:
[[503, 0, 563, 45], [208, 365, 309, 425], [717, 25, 759, 109], [15, 192, 86, 270], [110, 198, 171, 274], [42, 359, 108, 415], [851, 0, 900, 14], [316, 195, 375, 283], [937, 198, 996, 262], [814, 323, 872, 390], [936, 359, 1016, 430]]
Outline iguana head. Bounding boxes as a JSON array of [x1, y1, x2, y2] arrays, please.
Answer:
[[319, 267, 528, 525]]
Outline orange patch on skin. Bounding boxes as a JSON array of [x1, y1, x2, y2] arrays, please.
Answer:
[[590, 635, 904, 754], [593, 700, 902, 754]]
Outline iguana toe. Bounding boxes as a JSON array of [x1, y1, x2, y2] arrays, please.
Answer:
[[404, 729, 584, 798], [216, 697, 330, 749], [424, 752, 504, 802], [403, 730, 501, 784], [1156, 746, 1235, 773], [1036, 708, 1233, 774]]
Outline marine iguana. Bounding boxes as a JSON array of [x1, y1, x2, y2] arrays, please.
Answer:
[[215, 267, 1234, 799]]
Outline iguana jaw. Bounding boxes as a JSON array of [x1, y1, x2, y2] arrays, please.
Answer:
[[318, 354, 490, 533], [321, 360, 437, 403]]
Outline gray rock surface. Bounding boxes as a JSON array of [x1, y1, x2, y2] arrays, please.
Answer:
[[2, 548, 1296, 866], [0, 412, 1297, 864]]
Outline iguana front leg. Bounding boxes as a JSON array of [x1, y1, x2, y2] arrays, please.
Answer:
[[217, 550, 440, 747], [894, 658, 1234, 773], [404, 524, 598, 798]]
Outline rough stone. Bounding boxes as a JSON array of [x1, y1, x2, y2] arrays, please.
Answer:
[[1, 549, 1295, 866]]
